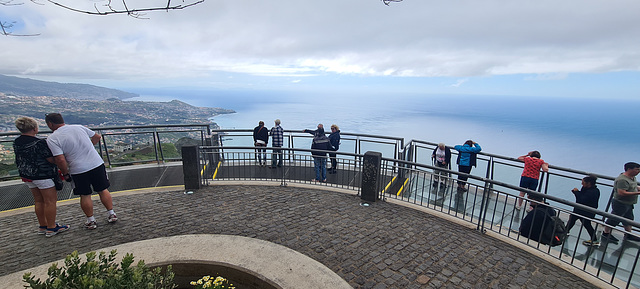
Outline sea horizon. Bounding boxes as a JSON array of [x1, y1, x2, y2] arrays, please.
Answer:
[[127, 91, 638, 180]]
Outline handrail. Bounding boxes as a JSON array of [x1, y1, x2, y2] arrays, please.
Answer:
[[195, 145, 639, 288], [199, 145, 640, 231]]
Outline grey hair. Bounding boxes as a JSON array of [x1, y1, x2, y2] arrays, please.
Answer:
[[15, 117, 38, 133]]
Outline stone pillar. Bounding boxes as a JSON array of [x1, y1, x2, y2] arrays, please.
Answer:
[[182, 145, 201, 190], [361, 151, 382, 202]]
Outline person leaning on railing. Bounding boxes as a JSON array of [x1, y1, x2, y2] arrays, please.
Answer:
[[431, 143, 451, 191], [516, 151, 549, 210], [453, 140, 481, 192], [304, 124, 332, 182], [253, 120, 269, 166], [601, 162, 640, 244]]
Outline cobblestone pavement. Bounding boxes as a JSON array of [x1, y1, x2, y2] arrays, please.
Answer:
[[1, 185, 599, 289]]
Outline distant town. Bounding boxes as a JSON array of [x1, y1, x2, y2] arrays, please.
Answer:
[[0, 93, 234, 133], [0, 75, 235, 177]]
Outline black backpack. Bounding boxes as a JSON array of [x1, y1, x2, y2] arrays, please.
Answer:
[[541, 209, 568, 247]]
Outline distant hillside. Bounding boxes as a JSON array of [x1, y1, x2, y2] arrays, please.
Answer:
[[0, 74, 138, 100], [0, 95, 235, 132]]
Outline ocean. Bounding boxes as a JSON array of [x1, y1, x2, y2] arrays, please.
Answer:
[[129, 90, 638, 179]]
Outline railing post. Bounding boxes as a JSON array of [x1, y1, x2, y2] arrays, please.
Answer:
[[361, 151, 382, 202], [182, 145, 201, 190]]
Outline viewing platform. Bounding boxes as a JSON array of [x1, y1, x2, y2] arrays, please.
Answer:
[[1, 125, 639, 288], [0, 182, 602, 288]]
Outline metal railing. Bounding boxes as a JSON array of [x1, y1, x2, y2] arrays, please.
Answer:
[[197, 146, 364, 192], [192, 143, 640, 289], [0, 124, 212, 181], [2, 125, 639, 287]]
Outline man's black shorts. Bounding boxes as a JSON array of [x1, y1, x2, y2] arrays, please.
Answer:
[[72, 164, 110, 195]]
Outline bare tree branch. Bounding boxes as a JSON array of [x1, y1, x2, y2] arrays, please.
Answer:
[[1, 1, 41, 36], [2, 0, 206, 36], [46, 0, 206, 17], [382, 0, 403, 6], [0, 20, 40, 36]]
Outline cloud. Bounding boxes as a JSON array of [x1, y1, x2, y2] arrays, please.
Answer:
[[451, 79, 468, 87], [1, 0, 639, 86]]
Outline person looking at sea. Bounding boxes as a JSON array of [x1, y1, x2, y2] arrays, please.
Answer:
[[328, 124, 341, 174], [269, 119, 284, 168], [516, 151, 549, 210], [431, 143, 451, 191], [453, 140, 481, 192], [304, 124, 332, 182], [253, 120, 269, 166], [13, 117, 69, 237]]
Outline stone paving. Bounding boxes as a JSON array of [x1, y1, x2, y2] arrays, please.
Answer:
[[0, 184, 600, 289]]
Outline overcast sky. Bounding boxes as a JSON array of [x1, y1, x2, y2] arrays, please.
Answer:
[[1, 0, 639, 99]]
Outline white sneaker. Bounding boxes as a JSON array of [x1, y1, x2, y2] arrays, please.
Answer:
[[515, 205, 522, 210], [108, 214, 118, 223]]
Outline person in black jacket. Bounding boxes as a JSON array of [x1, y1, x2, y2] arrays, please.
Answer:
[[567, 175, 601, 246], [328, 124, 341, 174], [431, 143, 452, 190], [253, 121, 269, 166], [520, 193, 557, 244], [304, 125, 332, 182], [13, 117, 69, 237]]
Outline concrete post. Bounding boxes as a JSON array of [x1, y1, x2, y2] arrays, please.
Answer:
[[361, 151, 382, 202], [182, 145, 201, 190]]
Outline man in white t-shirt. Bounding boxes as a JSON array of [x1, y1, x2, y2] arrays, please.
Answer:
[[45, 113, 117, 230]]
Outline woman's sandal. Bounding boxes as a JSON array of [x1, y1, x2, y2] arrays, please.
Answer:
[[45, 224, 70, 237]]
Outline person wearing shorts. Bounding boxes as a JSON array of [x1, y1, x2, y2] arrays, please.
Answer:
[[13, 117, 69, 237], [516, 151, 549, 210], [601, 162, 640, 244], [45, 113, 118, 230]]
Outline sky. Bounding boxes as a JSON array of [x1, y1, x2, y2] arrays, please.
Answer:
[[0, 0, 639, 99]]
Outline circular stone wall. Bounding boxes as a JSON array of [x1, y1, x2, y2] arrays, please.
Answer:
[[0, 234, 351, 289]]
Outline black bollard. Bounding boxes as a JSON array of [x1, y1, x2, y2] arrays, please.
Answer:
[[361, 151, 382, 202], [182, 145, 201, 190]]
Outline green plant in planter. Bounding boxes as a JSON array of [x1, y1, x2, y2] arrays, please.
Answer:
[[189, 275, 235, 289], [22, 250, 177, 289]]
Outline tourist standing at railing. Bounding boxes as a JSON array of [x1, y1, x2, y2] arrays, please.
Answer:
[[253, 121, 269, 166], [516, 151, 549, 210], [566, 175, 601, 246], [304, 125, 332, 182], [44, 113, 117, 230], [13, 117, 70, 237], [431, 143, 451, 191], [269, 119, 284, 168], [328, 124, 341, 174], [453, 140, 481, 192], [601, 162, 640, 244]]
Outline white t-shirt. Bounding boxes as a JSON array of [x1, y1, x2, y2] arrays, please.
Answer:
[[435, 148, 446, 163], [47, 125, 104, 174]]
